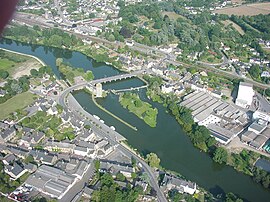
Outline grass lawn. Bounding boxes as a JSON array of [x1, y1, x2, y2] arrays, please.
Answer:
[[0, 58, 15, 70], [0, 92, 35, 120]]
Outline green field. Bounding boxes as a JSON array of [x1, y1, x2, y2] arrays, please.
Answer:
[[0, 49, 38, 77], [119, 93, 158, 127], [0, 58, 15, 70], [0, 92, 35, 120]]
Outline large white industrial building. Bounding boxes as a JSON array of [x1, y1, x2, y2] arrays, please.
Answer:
[[235, 82, 254, 108]]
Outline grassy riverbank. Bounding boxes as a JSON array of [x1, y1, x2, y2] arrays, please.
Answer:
[[119, 92, 158, 127], [0, 49, 43, 80], [3, 24, 123, 71]]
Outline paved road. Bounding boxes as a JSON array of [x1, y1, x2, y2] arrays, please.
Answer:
[[57, 87, 167, 202]]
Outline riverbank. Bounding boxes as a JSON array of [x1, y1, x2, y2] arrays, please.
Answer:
[[3, 24, 125, 72], [0, 47, 46, 66]]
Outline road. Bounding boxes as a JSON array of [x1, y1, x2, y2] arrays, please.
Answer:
[[57, 85, 167, 202]]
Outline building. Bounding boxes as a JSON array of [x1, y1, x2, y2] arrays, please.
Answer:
[[248, 119, 268, 134], [95, 83, 103, 98], [5, 162, 27, 180], [44, 141, 75, 153], [161, 174, 196, 195], [1, 126, 16, 142], [181, 91, 248, 145], [100, 161, 134, 178], [253, 111, 270, 122], [25, 165, 77, 199], [235, 82, 254, 108]]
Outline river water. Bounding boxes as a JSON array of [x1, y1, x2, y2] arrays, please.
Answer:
[[1, 39, 269, 202]]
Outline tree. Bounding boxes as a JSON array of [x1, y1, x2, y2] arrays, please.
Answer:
[[30, 69, 39, 77], [116, 172, 126, 181], [249, 65, 261, 80], [95, 160, 100, 171], [108, 34, 115, 42], [146, 152, 160, 168], [213, 147, 228, 164], [24, 155, 34, 164], [120, 27, 132, 38], [0, 70, 9, 79], [226, 192, 243, 202]]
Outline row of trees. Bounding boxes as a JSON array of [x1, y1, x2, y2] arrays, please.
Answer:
[[166, 96, 216, 152], [4, 25, 84, 49]]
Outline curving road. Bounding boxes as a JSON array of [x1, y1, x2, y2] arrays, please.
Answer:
[[57, 82, 167, 202]]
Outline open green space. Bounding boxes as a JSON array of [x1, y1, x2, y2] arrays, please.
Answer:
[[0, 92, 35, 120], [0, 49, 32, 76], [21, 110, 75, 141], [56, 58, 94, 84], [119, 92, 158, 127]]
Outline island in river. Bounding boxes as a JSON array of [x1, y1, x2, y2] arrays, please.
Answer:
[[119, 92, 158, 127]]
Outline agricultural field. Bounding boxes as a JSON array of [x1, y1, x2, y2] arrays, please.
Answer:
[[214, 2, 270, 16]]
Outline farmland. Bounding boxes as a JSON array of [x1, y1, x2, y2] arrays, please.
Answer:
[[214, 2, 270, 16]]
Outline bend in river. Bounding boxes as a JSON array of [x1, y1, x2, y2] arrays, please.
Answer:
[[1, 39, 270, 202]]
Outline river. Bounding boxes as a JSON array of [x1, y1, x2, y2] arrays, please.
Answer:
[[0, 39, 269, 202]]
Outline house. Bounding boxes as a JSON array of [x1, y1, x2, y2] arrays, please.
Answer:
[[74, 146, 88, 156], [19, 131, 45, 148], [253, 111, 270, 122], [24, 163, 37, 173], [1, 126, 16, 142], [161, 174, 196, 195], [100, 161, 134, 178], [5, 162, 27, 180], [30, 150, 57, 165], [95, 139, 109, 150], [248, 119, 268, 135], [135, 180, 148, 192], [2, 154, 16, 165], [47, 106, 58, 115], [7, 146, 29, 159], [44, 141, 75, 153], [161, 84, 174, 94]]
